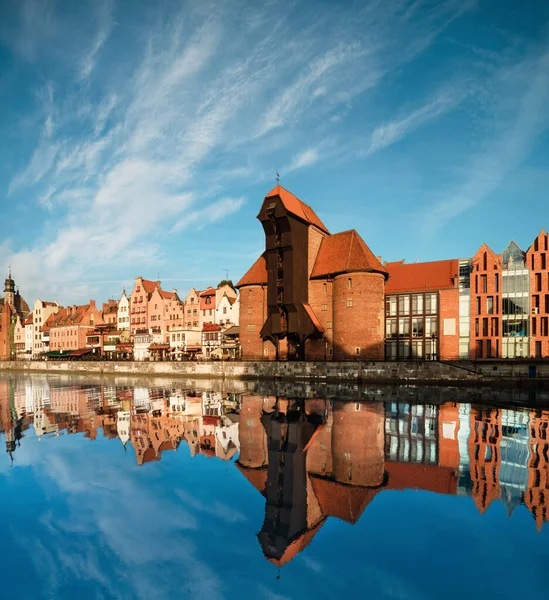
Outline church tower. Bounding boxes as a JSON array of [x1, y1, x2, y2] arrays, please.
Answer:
[[4, 268, 15, 308]]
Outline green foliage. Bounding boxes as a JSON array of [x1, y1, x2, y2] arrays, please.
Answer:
[[217, 279, 235, 290]]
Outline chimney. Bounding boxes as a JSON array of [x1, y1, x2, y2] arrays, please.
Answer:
[[376, 256, 382, 264], [90, 300, 96, 307]]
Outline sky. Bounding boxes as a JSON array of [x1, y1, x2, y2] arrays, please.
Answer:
[[1, 0, 549, 306]]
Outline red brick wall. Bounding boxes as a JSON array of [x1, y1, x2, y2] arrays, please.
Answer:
[[307, 227, 326, 277], [238, 395, 271, 467], [526, 231, 549, 358], [305, 279, 333, 360], [439, 288, 459, 360], [332, 272, 385, 360], [0, 305, 11, 360], [332, 402, 385, 487], [238, 285, 275, 359], [470, 246, 501, 359]]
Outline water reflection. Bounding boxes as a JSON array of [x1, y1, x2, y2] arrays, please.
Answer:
[[1, 375, 549, 572]]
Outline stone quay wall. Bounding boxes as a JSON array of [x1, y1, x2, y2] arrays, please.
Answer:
[[1, 359, 548, 386]]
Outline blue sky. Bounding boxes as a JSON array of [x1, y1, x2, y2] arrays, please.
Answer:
[[1, 0, 549, 305]]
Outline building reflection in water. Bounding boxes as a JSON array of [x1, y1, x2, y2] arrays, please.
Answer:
[[1, 378, 549, 565]]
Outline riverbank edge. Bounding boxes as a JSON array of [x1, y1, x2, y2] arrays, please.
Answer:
[[1, 359, 548, 389]]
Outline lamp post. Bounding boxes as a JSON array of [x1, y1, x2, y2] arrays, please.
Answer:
[[431, 333, 437, 361]]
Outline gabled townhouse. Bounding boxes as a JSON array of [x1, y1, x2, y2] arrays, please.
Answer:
[[48, 301, 104, 354], [200, 287, 217, 325], [31, 299, 61, 358], [24, 315, 33, 358], [117, 290, 130, 332], [129, 277, 159, 335], [216, 292, 239, 327], [183, 288, 202, 330]]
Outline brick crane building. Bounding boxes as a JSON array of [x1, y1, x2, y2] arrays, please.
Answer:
[[237, 185, 387, 360]]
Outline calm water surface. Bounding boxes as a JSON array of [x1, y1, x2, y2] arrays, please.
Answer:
[[1, 373, 548, 599]]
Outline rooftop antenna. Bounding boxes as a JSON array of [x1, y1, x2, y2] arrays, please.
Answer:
[[276, 170, 280, 185], [223, 268, 229, 281], [8, 265, 11, 278]]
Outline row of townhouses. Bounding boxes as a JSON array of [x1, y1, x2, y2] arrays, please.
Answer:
[[0, 273, 240, 361]]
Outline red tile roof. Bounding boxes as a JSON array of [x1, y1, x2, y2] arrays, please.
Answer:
[[236, 253, 267, 288], [264, 185, 330, 234], [384, 259, 459, 293], [236, 464, 268, 494], [24, 315, 33, 326], [202, 323, 221, 332], [311, 476, 379, 524], [311, 230, 387, 279], [303, 304, 324, 333], [141, 279, 159, 294], [199, 287, 216, 297], [159, 290, 175, 300]]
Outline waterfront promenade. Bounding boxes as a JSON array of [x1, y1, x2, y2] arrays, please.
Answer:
[[1, 359, 549, 388]]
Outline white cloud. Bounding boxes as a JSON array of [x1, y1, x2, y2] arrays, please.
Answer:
[[287, 148, 321, 172], [4, 0, 475, 304], [78, 0, 115, 81], [172, 197, 246, 233], [366, 86, 468, 156]]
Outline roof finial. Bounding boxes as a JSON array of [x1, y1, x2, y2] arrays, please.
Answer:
[[8, 265, 11, 279], [276, 170, 280, 185]]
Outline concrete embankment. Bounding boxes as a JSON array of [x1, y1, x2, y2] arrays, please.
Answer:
[[1, 359, 548, 388]]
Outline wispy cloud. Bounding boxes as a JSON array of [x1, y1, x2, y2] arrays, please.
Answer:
[[365, 86, 468, 156], [420, 44, 549, 234], [2, 0, 476, 303], [287, 148, 321, 172], [78, 0, 115, 81], [172, 197, 246, 233]]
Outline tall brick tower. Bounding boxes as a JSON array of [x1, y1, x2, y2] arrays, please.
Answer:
[[257, 185, 329, 360], [3, 268, 15, 308]]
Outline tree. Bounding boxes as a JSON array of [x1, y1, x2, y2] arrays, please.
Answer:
[[217, 279, 235, 291]]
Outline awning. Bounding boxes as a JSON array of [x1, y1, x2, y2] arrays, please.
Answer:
[[149, 344, 170, 350], [210, 347, 224, 358], [69, 348, 93, 357], [185, 346, 202, 352], [115, 343, 133, 351]]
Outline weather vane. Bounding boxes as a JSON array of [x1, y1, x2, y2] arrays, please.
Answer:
[[276, 170, 280, 185]]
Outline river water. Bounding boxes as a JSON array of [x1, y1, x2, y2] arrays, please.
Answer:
[[1, 373, 548, 599]]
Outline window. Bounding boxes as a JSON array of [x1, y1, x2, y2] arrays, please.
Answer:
[[412, 294, 423, 315], [223, 307, 227, 314], [481, 275, 487, 293], [412, 318, 424, 337], [247, 307, 252, 315], [536, 273, 542, 292], [482, 318, 488, 337], [398, 295, 410, 315], [477, 297, 481, 315], [386, 296, 397, 316], [346, 299, 353, 308], [328, 347, 333, 356], [495, 273, 499, 292], [322, 304, 327, 312], [487, 296, 493, 315], [247, 324, 255, 332], [386, 318, 397, 338], [543, 253, 547, 270], [355, 347, 360, 355], [425, 294, 437, 314], [348, 278, 352, 289], [398, 318, 409, 337], [425, 316, 437, 336], [326, 320, 332, 329]]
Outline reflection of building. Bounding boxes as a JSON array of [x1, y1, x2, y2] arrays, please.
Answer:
[[525, 409, 549, 529]]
